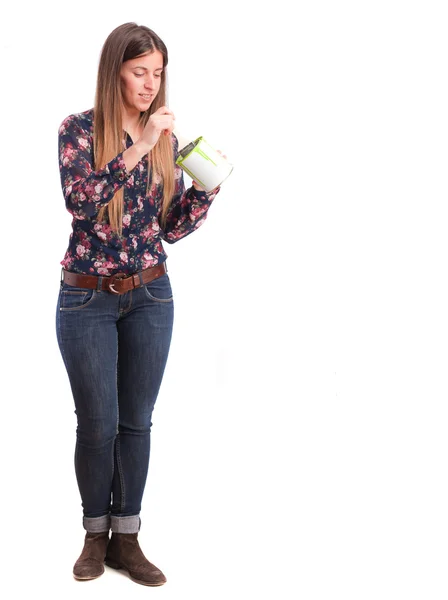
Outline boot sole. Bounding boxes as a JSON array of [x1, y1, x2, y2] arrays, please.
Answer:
[[105, 560, 166, 586], [73, 570, 104, 581], [73, 563, 105, 581]]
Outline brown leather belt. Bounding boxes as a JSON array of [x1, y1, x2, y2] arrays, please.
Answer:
[[62, 262, 167, 295]]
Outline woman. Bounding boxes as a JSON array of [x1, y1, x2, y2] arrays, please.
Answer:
[[56, 22, 221, 586]]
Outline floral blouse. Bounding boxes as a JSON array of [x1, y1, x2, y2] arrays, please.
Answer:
[[58, 109, 220, 276]]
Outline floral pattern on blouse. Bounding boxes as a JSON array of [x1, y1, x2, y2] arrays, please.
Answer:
[[58, 109, 220, 275]]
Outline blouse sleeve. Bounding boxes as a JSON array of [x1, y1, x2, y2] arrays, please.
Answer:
[[58, 113, 132, 220], [161, 135, 220, 244]]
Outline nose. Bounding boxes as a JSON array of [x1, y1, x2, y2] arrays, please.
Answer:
[[144, 75, 156, 90]]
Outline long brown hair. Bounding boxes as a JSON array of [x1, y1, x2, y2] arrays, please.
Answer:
[[94, 22, 175, 234]]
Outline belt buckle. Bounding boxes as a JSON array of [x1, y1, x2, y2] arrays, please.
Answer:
[[108, 272, 127, 295]]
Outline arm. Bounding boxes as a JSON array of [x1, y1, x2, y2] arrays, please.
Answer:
[[58, 114, 149, 220], [161, 135, 220, 244]]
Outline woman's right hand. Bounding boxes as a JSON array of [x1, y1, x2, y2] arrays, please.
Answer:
[[137, 106, 176, 151]]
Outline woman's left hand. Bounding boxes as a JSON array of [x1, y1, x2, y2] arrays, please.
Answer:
[[192, 150, 227, 191]]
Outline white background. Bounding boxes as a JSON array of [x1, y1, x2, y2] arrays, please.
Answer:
[[1, 1, 448, 598]]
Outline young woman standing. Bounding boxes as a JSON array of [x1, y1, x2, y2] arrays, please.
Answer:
[[56, 22, 221, 586]]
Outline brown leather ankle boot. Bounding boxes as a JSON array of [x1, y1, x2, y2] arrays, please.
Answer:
[[73, 531, 110, 580], [105, 533, 167, 586]]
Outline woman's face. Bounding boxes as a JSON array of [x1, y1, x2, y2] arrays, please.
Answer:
[[120, 50, 164, 114]]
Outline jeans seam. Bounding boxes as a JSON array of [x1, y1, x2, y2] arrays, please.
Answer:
[[56, 296, 69, 371], [115, 434, 126, 513]]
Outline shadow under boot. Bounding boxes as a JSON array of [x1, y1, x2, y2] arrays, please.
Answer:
[[73, 531, 110, 580], [105, 533, 167, 586]]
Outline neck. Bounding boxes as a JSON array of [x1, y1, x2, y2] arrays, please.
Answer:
[[122, 105, 141, 133]]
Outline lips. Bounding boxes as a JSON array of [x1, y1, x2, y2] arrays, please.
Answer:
[[140, 94, 152, 101]]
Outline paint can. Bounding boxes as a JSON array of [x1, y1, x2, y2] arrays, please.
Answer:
[[176, 136, 233, 192]]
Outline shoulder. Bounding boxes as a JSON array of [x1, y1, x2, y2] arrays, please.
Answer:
[[58, 108, 94, 137]]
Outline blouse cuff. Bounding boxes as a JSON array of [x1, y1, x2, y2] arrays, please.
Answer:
[[107, 152, 130, 183], [190, 185, 221, 200]]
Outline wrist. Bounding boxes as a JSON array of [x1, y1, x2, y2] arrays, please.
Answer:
[[133, 139, 153, 157], [123, 140, 153, 173]]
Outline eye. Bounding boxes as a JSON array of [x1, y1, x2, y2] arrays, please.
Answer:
[[134, 73, 144, 78], [155, 74, 161, 78]]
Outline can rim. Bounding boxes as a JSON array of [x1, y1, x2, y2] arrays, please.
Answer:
[[176, 136, 204, 163]]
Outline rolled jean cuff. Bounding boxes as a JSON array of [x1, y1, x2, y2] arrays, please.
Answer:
[[111, 515, 141, 534], [83, 515, 110, 533]]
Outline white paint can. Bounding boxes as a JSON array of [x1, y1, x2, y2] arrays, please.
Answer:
[[176, 136, 233, 192]]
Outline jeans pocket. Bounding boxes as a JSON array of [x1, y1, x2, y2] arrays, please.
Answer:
[[144, 273, 174, 303], [60, 286, 97, 311]]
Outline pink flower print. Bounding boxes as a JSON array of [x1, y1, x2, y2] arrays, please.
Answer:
[[194, 217, 206, 229], [142, 252, 157, 268], [132, 238, 138, 249], [78, 137, 89, 149], [94, 224, 102, 231], [189, 206, 205, 221], [97, 232, 107, 241], [120, 252, 128, 263], [141, 226, 150, 242], [97, 267, 110, 276], [94, 183, 104, 194], [94, 261, 102, 268], [61, 255, 74, 269], [62, 148, 76, 166], [76, 245, 86, 256], [122, 214, 131, 227]]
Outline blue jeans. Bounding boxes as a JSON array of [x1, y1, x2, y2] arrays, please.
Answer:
[[56, 270, 174, 534]]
